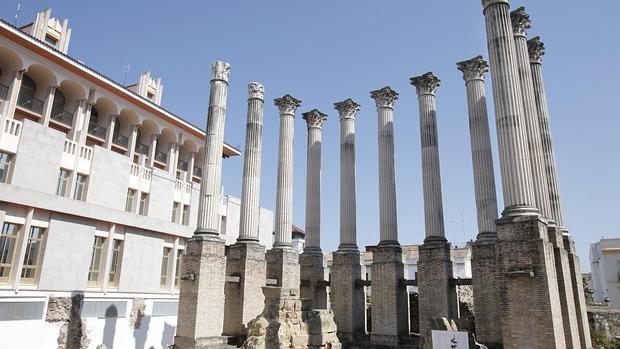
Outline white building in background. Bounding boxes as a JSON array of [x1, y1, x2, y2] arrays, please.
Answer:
[[590, 238, 620, 308], [0, 8, 274, 349]]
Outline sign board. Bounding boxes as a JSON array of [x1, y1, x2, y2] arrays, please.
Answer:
[[431, 330, 469, 349]]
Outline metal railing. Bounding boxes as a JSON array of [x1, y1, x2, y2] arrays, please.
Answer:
[[87, 123, 107, 139], [177, 159, 188, 171], [193, 166, 202, 178], [0, 84, 8, 100], [50, 108, 74, 126], [17, 92, 44, 114], [135, 143, 149, 156], [154, 150, 168, 163], [112, 134, 129, 148]]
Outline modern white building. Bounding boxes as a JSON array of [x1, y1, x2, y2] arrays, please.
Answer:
[[0, 8, 274, 349], [590, 238, 620, 308]]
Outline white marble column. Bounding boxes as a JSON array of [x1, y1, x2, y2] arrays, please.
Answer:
[[196, 61, 230, 236], [457, 56, 499, 240], [238, 82, 265, 243], [410, 72, 446, 243], [482, 0, 537, 216], [511, 7, 554, 223], [273, 94, 302, 247], [334, 99, 360, 250], [302, 109, 327, 253], [370, 86, 399, 245]]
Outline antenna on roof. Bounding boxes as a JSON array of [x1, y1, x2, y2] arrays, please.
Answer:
[[122, 64, 131, 85], [14, 2, 21, 26]]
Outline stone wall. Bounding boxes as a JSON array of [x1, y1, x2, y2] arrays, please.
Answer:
[[588, 306, 620, 348]]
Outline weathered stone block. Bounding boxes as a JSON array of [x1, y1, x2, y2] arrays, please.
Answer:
[[471, 241, 503, 348], [330, 250, 365, 345], [300, 252, 327, 310], [266, 248, 300, 291], [565, 235, 593, 349]]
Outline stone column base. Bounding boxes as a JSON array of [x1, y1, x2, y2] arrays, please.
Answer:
[[417, 240, 457, 349], [266, 247, 300, 290], [172, 336, 231, 349], [300, 251, 327, 309], [495, 214, 566, 349], [370, 244, 408, 348], [331, 249, 365, 346], [223, 242, 266, 337], [471, 240, 503, 349], [564, 234, 593, 349], [174, 235, 227, 349]]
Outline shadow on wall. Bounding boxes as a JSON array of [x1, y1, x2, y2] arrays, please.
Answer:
[[102, 305, 118, 349], [133, 315, 151, 349], [161, 322, 176, 348]]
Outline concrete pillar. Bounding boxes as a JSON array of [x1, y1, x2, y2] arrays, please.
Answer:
[[529, 37, 592, 349], [174, 61, 230, 349], [104, 114, 117, 150], [147, 134, 157, 168], [2, 69, 24, 120], [168, 142, 178, 174], [223, 82, 267, 337], [127, 124, 139, 161], [331, 98, 365, 345], [369, 86, 408, 347], [300, 109, 327, 309], [187, 152, 195, 182], [68, 99, 85, 141], [41, 85, 57, 127], [457, 55, 502, 348]]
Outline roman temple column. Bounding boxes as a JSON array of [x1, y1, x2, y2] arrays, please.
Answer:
[[330, 99, 365, 345], [265, 94, 302, 291], [457, 56, 502, 348], [369, 86, 408, 348], [223, 82, 267, 337], [529, 37, 592, 349], [300, 109, 328, 309], [482, 1, 565, 347], [174, 61, 231, 349], [410, 72, 457, 349]]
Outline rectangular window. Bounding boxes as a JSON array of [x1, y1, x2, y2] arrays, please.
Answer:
[[0, 152, 13, 183], [87, 236, 105, 287], [182, 205, 190, 225], [0, 223, 19, 284], [171, 202, 180, 223], [56, 169, 71, 196], [108, 240, 123, 287], [160, 247, 171, 289], [44, 34, 58, 47], [125, 189, 137, 213], [73, 174, 88, 201], [139, 193, 149, 216], [20, 227, 46, 284], [174, 250, 183, 289]]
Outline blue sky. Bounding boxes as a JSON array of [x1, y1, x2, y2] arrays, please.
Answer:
[[3, 1, 619, 271]]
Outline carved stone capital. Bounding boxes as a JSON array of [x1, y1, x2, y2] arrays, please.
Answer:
[[248, 82, 264, 100], [527, 36, 545, 64], [334, 98, 361, 120], [302, 109, 327, 129], [510, 7, 531, 37], [456, 55, 489, 82], [211, 61, 231, 82], [482, 0, 509, 10], [370, 86, 399, 109], [410, 72, 441, 96], [274, 94, 302, 115]]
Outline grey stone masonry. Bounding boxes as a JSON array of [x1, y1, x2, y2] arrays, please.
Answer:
[[223, 242, 266, 337], [300, 252, 327, 310], [370, 245, 408, 348], [196, 61, 230, 235], [174, 235, 227, 349], [417, 242, 457, 349], [470, 242, 503, 348], [330, 250, 365, 345], [266, 247, 300, 291], [564, 235, 593, 349], [482, 0, 537, 216], [511, 7, 554, 222]]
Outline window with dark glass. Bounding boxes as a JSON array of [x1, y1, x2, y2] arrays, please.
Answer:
[[56, 169, 71, 196], [87, 236, 104, 286], [139, 193, 149, 215], [0, 152, 13, 183], [20, 226, 45, 284], [73, 174, 88, 201], [0, 223, 19, 284], [108, 240, 123, 287]]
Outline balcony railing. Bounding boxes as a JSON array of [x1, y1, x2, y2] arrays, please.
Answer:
[[112, 134, 129, 148], [0, 84, 8, 100], [154, 150, 168, 164], [193, 166, 202, 178], [178, 159, 188, 171], [17, 92, 44, 115], [50, 108, 74, 126], [135, 142, 149, 156], [87, 123, 107, 140]]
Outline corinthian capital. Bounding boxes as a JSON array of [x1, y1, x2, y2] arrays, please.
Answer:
[[211, 61, 231, 82], [274, 94, 302, 115], [248, 82, 264, 100], [302, 109, 327, 129], [370, 86, 399, 109], [482, 0, 509, 10], [510, 7, 531, 37], [334, 98, 361, 120], [527, 36, 545, 64], [456, 56, 489, 82], [410, 72, 441, 96]]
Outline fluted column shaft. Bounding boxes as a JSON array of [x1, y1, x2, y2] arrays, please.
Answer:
[[511, 9, 554, 222], [238, 83, 265, 242], [196, 61, 230, 235], [303, 110, 327, 252], [482, 0, 537, 215]]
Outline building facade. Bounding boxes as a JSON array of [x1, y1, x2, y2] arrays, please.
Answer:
[[0, 8, 274, 349], [590, 238, 620, 308]]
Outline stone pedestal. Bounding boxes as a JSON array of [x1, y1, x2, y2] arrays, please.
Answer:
[[266, 248, 300, 291], [495, 215, 566, 349], [370, 244, 408, 347], [223, 242, 267, 337], [300, 252, 327, 310], [174, 235, 227, 349], [331, 250, 365, 345], [417, 241, 457, 349], [471, 241, 502, 349], [564, 235, 593, 349]]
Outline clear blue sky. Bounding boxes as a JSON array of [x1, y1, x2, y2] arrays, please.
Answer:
[[3, 1, 619, 271]]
